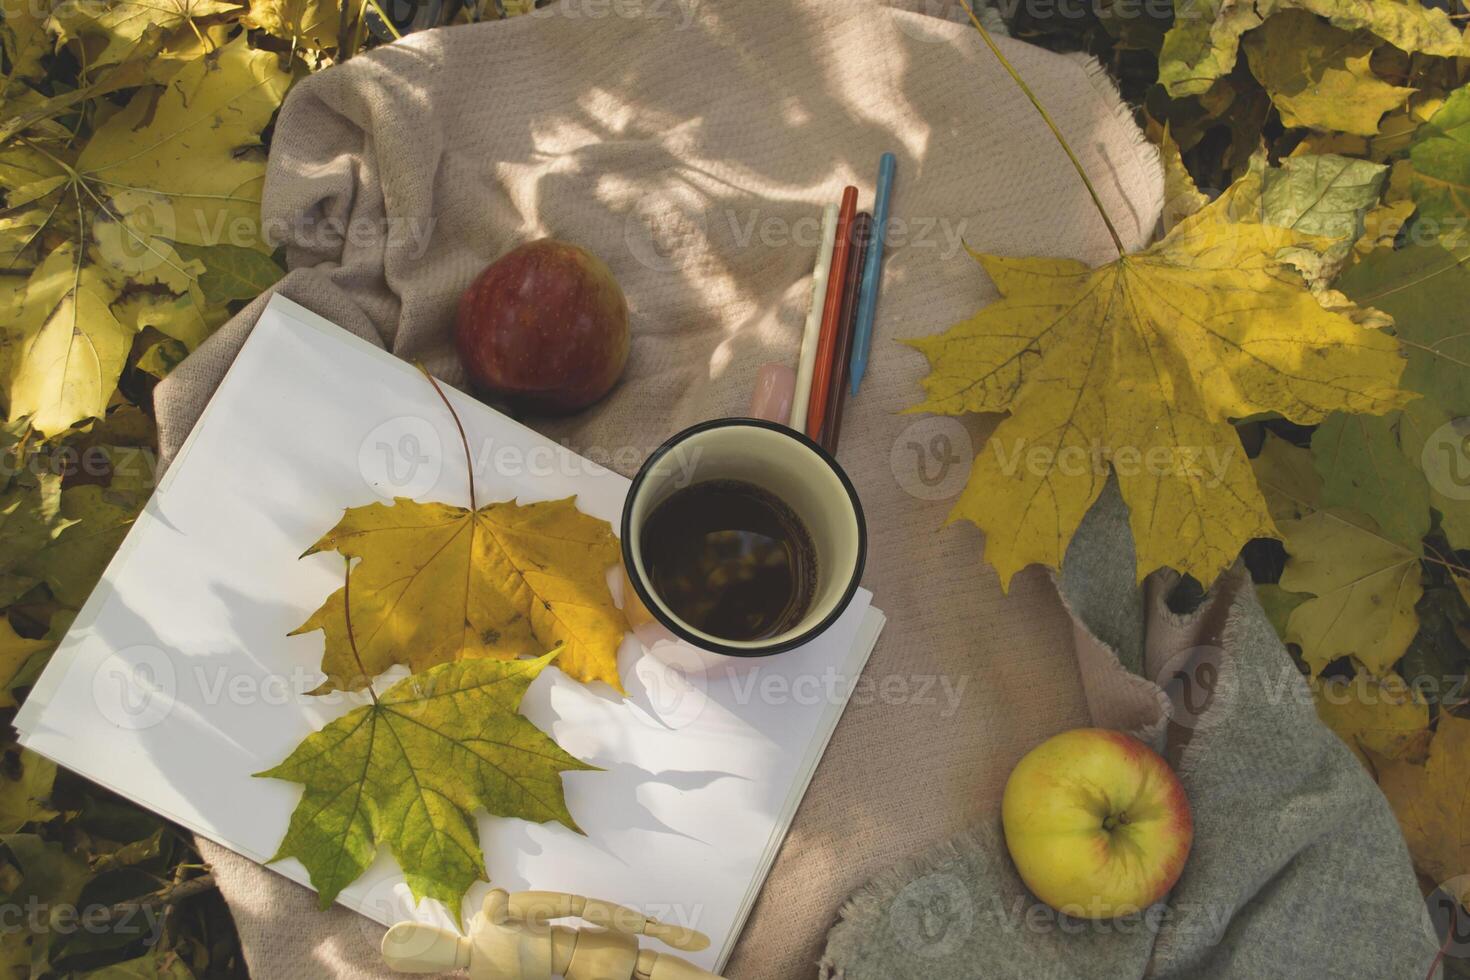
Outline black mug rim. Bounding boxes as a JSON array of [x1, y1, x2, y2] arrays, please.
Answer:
[[620, 417, 868, 658]]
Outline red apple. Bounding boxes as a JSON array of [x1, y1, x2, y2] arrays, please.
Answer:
[[455, 239, 630, 414], [1001, 728, 1193, 919]]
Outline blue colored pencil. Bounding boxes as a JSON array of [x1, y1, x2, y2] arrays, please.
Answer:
[[848, 152, 896, 396]]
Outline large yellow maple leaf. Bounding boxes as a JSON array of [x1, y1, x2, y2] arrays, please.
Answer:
[[909, 196, 1413, 589], [294, 496, 627, 694]]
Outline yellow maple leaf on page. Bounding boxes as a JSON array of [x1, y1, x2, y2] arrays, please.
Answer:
[[294, 496, 627, 695], [908, 195, 1413, 589]]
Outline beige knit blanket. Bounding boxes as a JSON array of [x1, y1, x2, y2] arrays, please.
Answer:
[[153, 2, 1170, 976]]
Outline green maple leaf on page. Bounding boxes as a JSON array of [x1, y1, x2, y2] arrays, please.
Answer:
[[256, 649, 596, 918]]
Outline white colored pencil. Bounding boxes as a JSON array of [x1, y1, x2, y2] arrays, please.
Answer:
[[790, 203, 840, 434]]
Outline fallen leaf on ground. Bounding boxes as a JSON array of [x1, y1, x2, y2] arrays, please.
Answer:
[[0, 620, 52, 709], [257, 650, 595, 918], [0, 469, 69, 605], [77, 36, 288, 294], [1411, 85, 1470, 248], [1151, 122, 1208, 232], [1377, 713, 1470, 907], [1255, 582, 1309, 637], [0, 748, 58, 832], [1256, 435, 1424, 674], [5, 247, 134, 436], [242, 0, 343, 52], [1160, 0, 1470, 98], [1313, 671, 1430, 767], [1278, 507, 1423, 675], [20, 485, 142, 607], [1243, 11, 1414, 138], [1399, 585, 1470, 714], [1256, 152, 1387, 286], [1338, 244, 1470, 550], [170, 241, 284, 305], [1255, 431, 1323, 521], [1312, 411, 1429, 550], [47, 0, 240, 73]]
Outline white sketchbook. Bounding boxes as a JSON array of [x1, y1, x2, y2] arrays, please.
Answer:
[[14, 295, 884, 972]]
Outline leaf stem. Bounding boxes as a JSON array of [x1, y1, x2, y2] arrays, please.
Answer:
[[957, 0, 1126, 257], [419, 364, 477, 512], [342, 558, 378, 704]]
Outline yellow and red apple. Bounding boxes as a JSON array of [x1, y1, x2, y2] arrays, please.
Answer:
[[1001, 727, 1192, 919]]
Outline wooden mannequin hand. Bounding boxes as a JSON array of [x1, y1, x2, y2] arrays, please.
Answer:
[[381, 890, 726, 980]]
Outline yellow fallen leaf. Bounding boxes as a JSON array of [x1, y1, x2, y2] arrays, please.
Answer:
[[1279, 509, 1423, 675], [1255, 434, 1423, 675], [0, 144, 73, 272], [294, 497, 627, 693], [114, 289, 228, 353], [1313, 671, 1430, 767], [77, 36, 289, 292], [0, 746, 58, 830], [908, 194, 1411, 589], [1161, 0, 1470, 98], [5, 245, 135, 435], [1152, 123, 1207, 233], [242, 0, 343, 52], [48, 0, 241, 72], [1377, 713, 1470, 907], [0, 0, 52, 87], [1353, 199, 1416, 259], [1254, 431, 1322, 522], [0, 618, 52, 709], [1291, 110, 1421, 163], [1243, 11, 1414, 138]]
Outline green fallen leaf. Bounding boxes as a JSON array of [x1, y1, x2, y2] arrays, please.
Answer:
[[2, 833, 94, 976], [0, 469, 69, 606], [1255, 582, 1309, 638], [1410, 85, 1470, 249], [171, 241, 284, 305], [77, 947, 195, 980], [1338, 244, 1470, 549], [256, 649, 596, 920], [1312, 412, 1430, 550], [1255, 152, 1388, 286], [20, 484, 143, 607], [0, 618, 53, 709], [0, 749, 58, 833], [1399, 585, 1470, 713]]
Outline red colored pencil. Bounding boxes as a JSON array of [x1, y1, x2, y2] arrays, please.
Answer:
[[805, 186, 858, 438], [820, 211, 871, 452]]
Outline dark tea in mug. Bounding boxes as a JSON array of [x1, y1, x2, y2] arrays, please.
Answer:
[[639, 479, 817, 642]]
